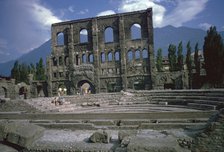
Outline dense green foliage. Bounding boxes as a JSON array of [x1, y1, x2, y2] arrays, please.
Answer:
[[203, 26, 224, 87], [156, 48, 163, 72], [186, 41, 192, 88], [177, 41, 184, 70], [194, 42, 200, 87], [168, 44, 177, 71], [11, 58, 46, 84]]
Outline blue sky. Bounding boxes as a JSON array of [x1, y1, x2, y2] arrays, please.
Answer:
[[0, 0, 223, 63]]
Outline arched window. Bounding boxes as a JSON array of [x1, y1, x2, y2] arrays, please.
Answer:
[[76, 55, 80, 65], [52, 57, 57, 66], [104, 27, 114, 43], [80, 29, 88, 43], [142, 49, 148, 59], [131, 24, 141, 40], [101, 52, 105, 63], [108, 52, 113, 61], [64, 56, 69, 66], [115, 51, 120, 61], [59, 56, 63, 65], [82, 54, 86, 63], [127, 50, 133, 61], [89, 54, 94, 63], [135, 49, 140, 60], [57, 32, 64, 45]]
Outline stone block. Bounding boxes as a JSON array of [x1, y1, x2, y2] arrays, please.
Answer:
[[127, 136, 185, 152], [118, 130, 137, 143], [2, 122, 45, 147], [89, 130, 111, 143]]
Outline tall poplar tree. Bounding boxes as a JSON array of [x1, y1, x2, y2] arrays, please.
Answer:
[[203, 26, 224, 86], [177, 41, 184, 70], [186, 41, 192, 88], [156, 48, 163, 72], [168, 44, 177, 71]]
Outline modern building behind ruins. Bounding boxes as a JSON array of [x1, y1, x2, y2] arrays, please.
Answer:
[[46, 8, 157, 96]]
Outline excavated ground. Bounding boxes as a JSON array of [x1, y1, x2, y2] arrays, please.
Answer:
[[0, 89, 224, 152]]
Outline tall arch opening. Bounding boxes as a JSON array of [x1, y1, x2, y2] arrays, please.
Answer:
[[57, 32, 64, 45], [115, 51, 120, 61], [127, 50, 133, 62], [89, 54, 94, 63], [0, 87, 7, 98], [135, 49, 141, 60], [82, 54, 87, 63], [76, 55, 80, 65], [78, 80, 95, 94], [108, 51, 113, 61], [131, 23, 141, 40], [101, 52, 106, 63], [80, 29, 88, 43], [142, 49, 148, 59], [104, 27, 114, 43], [19, 87, 27, 99]]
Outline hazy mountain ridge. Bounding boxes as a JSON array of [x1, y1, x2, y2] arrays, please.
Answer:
[[0, 26, 223, 76]]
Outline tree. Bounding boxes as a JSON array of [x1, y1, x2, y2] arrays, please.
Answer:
[[36, 58, 46, 80], [156, 48, 163, 72], [203, 26, 224, 87], [168, 44, 177, 71], [194, 42, 200, 88], [186, 41, 192, 88], [11, 61, 20, 84], [177, 41, 184, 70]]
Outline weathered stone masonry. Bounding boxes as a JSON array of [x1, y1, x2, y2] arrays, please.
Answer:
[[47, 8, 155, 96]]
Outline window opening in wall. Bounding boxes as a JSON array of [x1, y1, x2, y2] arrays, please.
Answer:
[[142, 49, 148, 59], [135, 49, 141, 60], [76, 55, 80, 65], [131, 24, 141, 40], [53, 73, 57, 78], [59, 72, 63, 77], [59, 57, 63, 65], [53, 57, 57, 66], [57, 32, 64, 45], [64, 56, 69, 66], [115, 51, 120, 61], [108, 52, 113, 61], [127, 50, 133, 61], [101, 52, 105, 63], [82, 54, 86, 63], [80, 29, 88, 43], [104, 27, 114, 43], [89, 54, 94, 63]]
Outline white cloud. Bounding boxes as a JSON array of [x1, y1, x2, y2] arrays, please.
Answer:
[[162, 0, 208, 27], [199, 23, 212, 31], [118, 0, 166, 27], [97, 10, 116, 17], [68, 6, 75, 13], [117, 0, 208, 28], [29, 2, 62, 28], [78, 9, 89, 15]]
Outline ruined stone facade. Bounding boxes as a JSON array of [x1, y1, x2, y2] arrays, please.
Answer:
[[0, 76, 30, 99], [47, 8, 155, 96]]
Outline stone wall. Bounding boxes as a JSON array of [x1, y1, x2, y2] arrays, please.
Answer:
[[47, 8, 156, 96]]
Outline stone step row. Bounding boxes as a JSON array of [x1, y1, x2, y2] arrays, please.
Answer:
[[151, 95, 224, 101]]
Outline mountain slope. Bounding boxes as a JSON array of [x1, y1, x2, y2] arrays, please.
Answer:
[[0, 40, 51, 76], [154, 25, 206, 55]]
